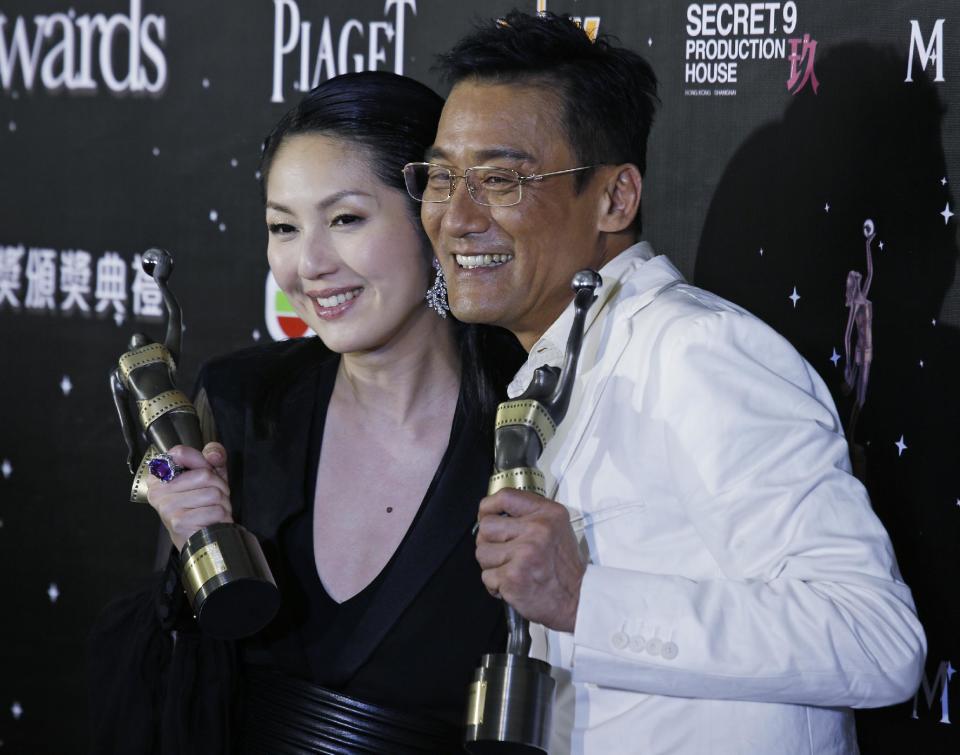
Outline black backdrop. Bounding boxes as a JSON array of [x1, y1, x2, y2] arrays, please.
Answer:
[[0, 1, 957, 752]]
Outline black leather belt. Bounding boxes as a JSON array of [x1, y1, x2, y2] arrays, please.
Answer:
[[239, 666, 464, 754]]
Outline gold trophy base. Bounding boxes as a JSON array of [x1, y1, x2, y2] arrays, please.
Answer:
[[464, 653, 556, 754], [180, 522, 280, 639]]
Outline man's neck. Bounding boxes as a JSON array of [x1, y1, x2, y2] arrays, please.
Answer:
[[514, 235, 638, 351]]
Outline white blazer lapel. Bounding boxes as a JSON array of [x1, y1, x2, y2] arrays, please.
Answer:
[[545, 257, 685, 502]]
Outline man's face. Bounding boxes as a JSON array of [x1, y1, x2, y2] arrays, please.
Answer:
[[421, 80, 608, 349]]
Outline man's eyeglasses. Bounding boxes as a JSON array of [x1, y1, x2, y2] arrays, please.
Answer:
[[402, 162, 599, 208]]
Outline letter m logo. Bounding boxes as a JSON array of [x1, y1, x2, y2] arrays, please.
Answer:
[[905, 19, 945, 82], [912, 660, 954, 724]]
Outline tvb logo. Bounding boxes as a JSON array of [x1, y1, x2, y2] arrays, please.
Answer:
[[264, 271, 310, 341]]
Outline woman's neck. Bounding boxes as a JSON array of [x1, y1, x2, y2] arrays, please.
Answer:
[[336, 307, 460, 426]]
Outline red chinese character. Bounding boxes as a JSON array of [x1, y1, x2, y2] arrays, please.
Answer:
[[787, 34, 820, 95]]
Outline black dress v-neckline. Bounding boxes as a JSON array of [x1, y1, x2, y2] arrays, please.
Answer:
[[184, 337, 507, 725], [281, 355, 469, 688]]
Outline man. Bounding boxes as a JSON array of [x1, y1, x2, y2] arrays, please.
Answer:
[[408, 11, 925, 755]]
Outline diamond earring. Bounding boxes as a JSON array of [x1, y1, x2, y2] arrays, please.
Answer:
[[425, 258, 450, 318]]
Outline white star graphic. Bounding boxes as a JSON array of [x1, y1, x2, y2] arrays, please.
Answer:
[[11, 702, 22, 720], [1, 459, 11, 479], [878, 241, 884, 251], [919, 359, 924, 368], [932, 318, 937, 326], [647, 37, 653, 46], [941, 177, 948, 186], [824, 202, 830, 212], [830, 348, 841, 367], [948, 662, 956, 681], [60, 375, 72, 396], [209, 209, 218, 222], [789, 287, 801, 307], [47, 583, 59, 603], [942, 203, 954, 224], [202, 77, 210, 89], [758, 247, 764, 256], [151, 146, 160, 157], [230, 158, 238, 168], [252, 329, 261, 342], [895, 435, 907, 456]]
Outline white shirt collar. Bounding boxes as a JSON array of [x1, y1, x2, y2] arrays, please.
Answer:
[[507, 242, 657, 397]]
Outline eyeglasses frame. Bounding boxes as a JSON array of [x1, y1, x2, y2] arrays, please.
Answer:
[[402, 162, 601, 207]]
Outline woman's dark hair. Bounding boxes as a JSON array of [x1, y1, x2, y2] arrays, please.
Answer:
[[259, 71, 441, 228], [257, 72, 523, 433], [435, 11, 659, 235]]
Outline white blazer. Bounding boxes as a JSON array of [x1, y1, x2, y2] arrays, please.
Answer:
[[513, 244, 926, 755]]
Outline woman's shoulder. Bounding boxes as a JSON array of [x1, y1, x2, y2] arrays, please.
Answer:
[[198, 337, 333, 400]]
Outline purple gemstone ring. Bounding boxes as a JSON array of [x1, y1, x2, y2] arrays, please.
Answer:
[[148, 453, 183, 483]]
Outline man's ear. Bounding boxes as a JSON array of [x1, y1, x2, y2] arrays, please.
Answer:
[[596, 164, 642, 234]]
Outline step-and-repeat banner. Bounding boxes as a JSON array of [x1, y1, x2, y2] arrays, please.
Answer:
[[1, 1, 957, 752]]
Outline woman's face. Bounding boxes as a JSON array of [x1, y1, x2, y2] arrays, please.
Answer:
[[265, 134, 432, 356]]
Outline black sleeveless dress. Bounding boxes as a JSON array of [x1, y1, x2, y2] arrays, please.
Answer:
[[89, 338, 507, 755]]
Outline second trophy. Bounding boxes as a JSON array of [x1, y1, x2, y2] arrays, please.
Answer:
[[465, 269, 602, 754]]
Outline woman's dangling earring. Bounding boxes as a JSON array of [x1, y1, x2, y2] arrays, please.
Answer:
[[425, 258, 450, 318]]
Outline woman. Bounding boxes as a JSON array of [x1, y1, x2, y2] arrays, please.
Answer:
[[89, 72, 522, 754]]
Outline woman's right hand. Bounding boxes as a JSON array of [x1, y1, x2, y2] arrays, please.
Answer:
[[145, 443, 233, 551]]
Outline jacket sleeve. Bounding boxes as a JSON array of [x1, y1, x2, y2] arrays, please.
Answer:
[[569, 307, 926, 708]]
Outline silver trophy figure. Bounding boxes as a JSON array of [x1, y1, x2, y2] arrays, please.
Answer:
[[465, 269, 602, 754]]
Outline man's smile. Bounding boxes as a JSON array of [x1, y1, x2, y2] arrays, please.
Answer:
[[454, 253, 514, 269]]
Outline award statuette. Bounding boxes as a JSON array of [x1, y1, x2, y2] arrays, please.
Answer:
[[465, 269, 602, 754], [109, 248, 280, 639]]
